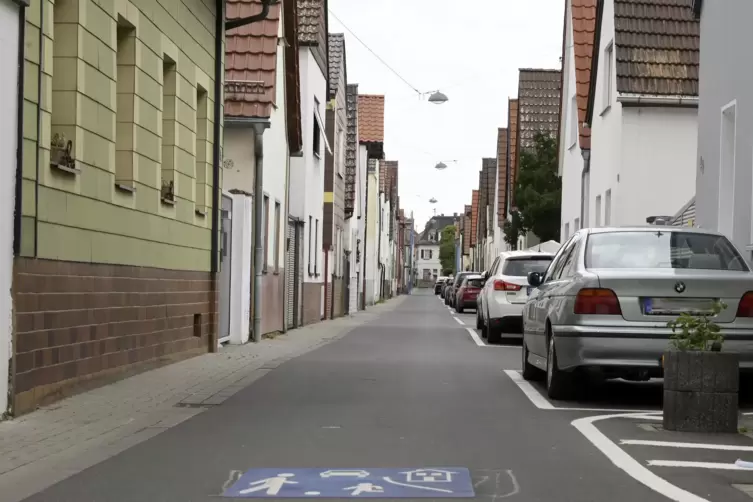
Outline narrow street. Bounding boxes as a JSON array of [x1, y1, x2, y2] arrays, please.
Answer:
[[18, 290, 678, 502]]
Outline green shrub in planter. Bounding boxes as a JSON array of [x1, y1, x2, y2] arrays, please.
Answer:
[[663, 300, 739, 433]]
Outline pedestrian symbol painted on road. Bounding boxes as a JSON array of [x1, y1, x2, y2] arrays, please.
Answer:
[[221, 468, 474, 498]]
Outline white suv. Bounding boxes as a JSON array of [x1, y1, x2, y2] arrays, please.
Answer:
[[477, 251, 554, 343]]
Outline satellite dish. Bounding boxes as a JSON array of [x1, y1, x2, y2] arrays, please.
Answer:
[[434, 162, 448, 170], [429, 198, 438, 204], [428, 91, 449, 104]]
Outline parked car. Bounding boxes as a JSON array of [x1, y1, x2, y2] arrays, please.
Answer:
[[447, 271, 480, 307], [440, 277, 453, 299], [434, 276, 448, 294], [477, 251, 554, 343], [455, 275, 485, 313], [521, 226, 753, 400]]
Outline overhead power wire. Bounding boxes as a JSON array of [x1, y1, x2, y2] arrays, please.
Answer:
[[329, 9, 423, 97]]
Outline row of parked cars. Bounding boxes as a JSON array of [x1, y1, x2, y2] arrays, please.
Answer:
[[436, 226, 753, 401]]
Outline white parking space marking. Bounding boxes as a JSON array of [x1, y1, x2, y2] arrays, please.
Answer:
[[502, 370, 656, 413], [466, 327, 486, 347], [621, 440, 753, 452], [573, 413, 710, 502], [454, 317, 465, 325], [647, 460, 751, 471], [503, 370, 555, 409]]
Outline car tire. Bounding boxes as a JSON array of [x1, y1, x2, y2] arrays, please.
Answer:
[[546, 333, 575, 400], [456, 301, 464, 314], [476, 309, 483, 329], [487, 325, 501, 344], [521, 339, 541, 381]]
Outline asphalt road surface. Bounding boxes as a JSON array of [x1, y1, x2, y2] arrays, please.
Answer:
[[22, 290, 683, 502]]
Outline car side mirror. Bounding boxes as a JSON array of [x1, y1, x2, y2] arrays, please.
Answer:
[[527, 272, 543, 287]]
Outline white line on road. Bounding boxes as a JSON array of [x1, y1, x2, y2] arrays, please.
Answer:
[[573, 413, 710, 502], [647, 460, 753, 471], [503, 369, 555, 409], [622, 440, 753, 452], [466, 327, 486, 347], [454, 317, 465, 325]]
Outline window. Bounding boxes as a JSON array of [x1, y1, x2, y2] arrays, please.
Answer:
[[564, 222, 570, 240], [427, 249, 433, 260], [595, 195, 602, 227], [569, 95, 578, 149], [585, 231, 748, 271], [574, 218, 580, 231], [308, 215, 313, 276], [115, 23, 137, 189], [502, 256, 553, 277], [161, 57, 177, 203], [314, 218, 319, 275], [313, 98, 321, 157], [545, 236, 579, 282], [195, 87, 209, 211], [605, 189, 612, 225], [263, 195, 270, 270], [337, 127, 345, 176], [603, 42, 614, 113]]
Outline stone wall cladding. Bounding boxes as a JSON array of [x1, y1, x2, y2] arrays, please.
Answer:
[[261, 270, 284, 334], [12, 258, 215, 415], [301, 282, 322, 325]]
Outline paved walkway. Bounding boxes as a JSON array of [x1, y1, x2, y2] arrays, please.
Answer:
[[0, 298, 404, 502]]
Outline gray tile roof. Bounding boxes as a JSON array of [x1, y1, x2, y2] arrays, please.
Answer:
[[517, 69, 562, 152], [345, 83, 358, 217], [328, 33, 345, 99], [297, 0, 323, 45], [614, 0, 699, 97]]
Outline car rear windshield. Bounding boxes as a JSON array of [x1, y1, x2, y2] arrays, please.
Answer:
[[454, 273, 477, 287], [464, 278, 485, 288], [585, 231, 749, 271], [502, 257, 552, 276]]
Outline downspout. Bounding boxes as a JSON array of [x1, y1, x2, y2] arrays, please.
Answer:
[[580, 150, 591, 225], [251, 122, 267, 342], [376, 198, 382, 300], [361, 168, 369, 308], [33, 0, 43, 257], [225, 0, 274, 31], [209, 0, 224, 352], [13, 2, 27, 256], [323, 250, 328, 319]]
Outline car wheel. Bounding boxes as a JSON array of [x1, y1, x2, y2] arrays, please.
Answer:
[[487, 325, 501, 344], [476, 309, 483, 329], [546, 333, 575, 400], [456, 301, 464, 314], [521, 339, 542, 381]]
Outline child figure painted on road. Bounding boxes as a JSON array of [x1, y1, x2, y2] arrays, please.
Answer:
[[344, 483, 385, 496], [239, 473, 298, 495]]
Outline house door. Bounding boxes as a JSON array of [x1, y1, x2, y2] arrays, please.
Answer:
[[286, 220, 300, 329], [218, 194, 233, 344]]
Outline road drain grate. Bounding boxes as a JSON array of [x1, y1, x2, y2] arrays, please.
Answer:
[[174, 402, 219, 409], [637, 423, 663, 432]]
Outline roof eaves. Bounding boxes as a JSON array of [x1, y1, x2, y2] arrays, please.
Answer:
[[585, 0, 604, 126]]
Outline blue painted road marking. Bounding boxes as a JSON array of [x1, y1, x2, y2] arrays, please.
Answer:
[[222, 467, 475, 498]]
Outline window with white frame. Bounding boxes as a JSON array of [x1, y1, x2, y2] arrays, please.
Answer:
[[595, 195, 602, 227], [719, 101, 736, 238], [569, 94, 578, 148], [603, 41, 614, 113], [564, 222, 570, 240], [308, 216, 313, 275], [337, 127, 345, 177], [574, 218, 580, 231]]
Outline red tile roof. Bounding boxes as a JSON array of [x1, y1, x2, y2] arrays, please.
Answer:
[[508, 99, 519, 208], [357, 95, 385, 143], [496, 128, 508, 226], [470, 190, 479, 248], [225, 0, 280, 119], [572, 0, 596, 149]]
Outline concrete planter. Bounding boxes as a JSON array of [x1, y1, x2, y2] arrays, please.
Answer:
[[663, 350, 739, 433]]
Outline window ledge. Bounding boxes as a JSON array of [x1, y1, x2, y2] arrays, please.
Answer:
[[600, 104, 612, 117], [195, 208, 207, 217], [161, 197, 176, 206], [313, 151, 321, 159], [51, 162, 80, 175], [273, 271, 280, 276], [115, 182, 136, 194]]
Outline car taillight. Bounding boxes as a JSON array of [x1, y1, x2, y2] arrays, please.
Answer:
[[737, 292, 753, 317], [574, 288, 622, 315], [494, 280, 521, 292]]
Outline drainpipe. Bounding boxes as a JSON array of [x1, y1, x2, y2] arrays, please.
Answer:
[[323, 249, 329, 319], [225, 0, 275, 30], [376, 198, 382, 301], [251, 122, 268, 342], [361, 170, 369, 308], [32, 0, 43, 257], [13, 2, 27, 257], [580, 150, 591, 225]]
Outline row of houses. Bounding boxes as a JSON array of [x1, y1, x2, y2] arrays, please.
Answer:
[[0, 0, 412, 417], [455, 0, 744, 272]]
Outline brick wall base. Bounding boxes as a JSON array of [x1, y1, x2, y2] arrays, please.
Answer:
[[11, 258, 216, 416], [302, 282, 322, 325]]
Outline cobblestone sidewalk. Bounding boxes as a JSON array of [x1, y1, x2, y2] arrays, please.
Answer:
[[0, 297, 404, 502]]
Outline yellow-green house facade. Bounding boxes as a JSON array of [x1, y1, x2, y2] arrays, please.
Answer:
[[11, 0, 224, 415]]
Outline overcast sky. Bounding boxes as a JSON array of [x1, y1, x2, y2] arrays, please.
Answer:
[[328, 0, 565, 232]]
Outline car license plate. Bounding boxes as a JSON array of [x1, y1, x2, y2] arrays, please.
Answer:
[[526, 286, 532, 296], [643, 297, 715, 315]]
